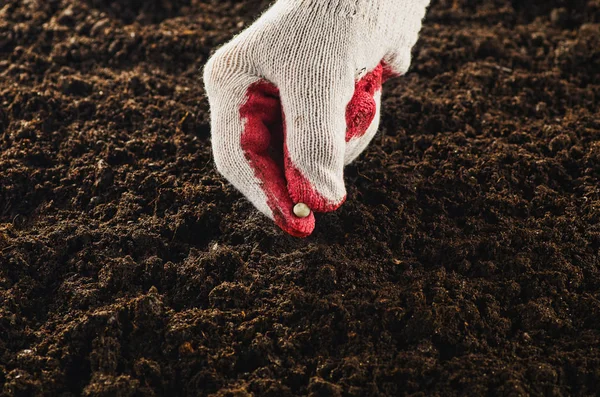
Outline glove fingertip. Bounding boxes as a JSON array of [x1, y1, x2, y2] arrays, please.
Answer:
[[273, 209, 315, 238], [285, 160, 346, 213]]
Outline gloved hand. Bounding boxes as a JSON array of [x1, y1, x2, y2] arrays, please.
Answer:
[[203, 0, 429, 237]]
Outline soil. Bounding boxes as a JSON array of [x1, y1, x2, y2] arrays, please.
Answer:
[[1, 0, 600, 395]]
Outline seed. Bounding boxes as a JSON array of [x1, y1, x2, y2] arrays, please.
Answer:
[[293, 203, 311, 218]]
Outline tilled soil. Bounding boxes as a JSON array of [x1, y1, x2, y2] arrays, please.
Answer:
[[1, 0, 600, 395]]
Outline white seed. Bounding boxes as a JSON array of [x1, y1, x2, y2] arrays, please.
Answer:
[[293, 203, 311, 218]]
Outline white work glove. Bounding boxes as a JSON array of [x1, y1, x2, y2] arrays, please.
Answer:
[[203, 0, 429, 237]]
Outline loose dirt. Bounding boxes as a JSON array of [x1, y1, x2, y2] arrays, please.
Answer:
[[1, 0, 599, 395]]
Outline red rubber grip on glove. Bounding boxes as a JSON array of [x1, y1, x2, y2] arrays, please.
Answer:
[[239, 62, 386, 237]]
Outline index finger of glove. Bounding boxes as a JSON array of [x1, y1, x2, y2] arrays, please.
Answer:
[[204, 51, 315, 237]]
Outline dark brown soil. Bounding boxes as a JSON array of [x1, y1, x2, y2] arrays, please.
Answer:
[[1, 0, 600, 395]]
